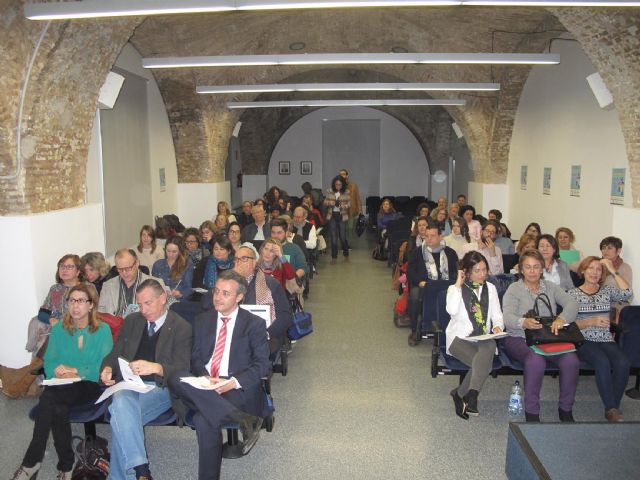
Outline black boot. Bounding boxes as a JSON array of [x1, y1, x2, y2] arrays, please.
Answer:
[[525, 412, 540, 423], [558, 408, 574, 423], [450, 388, 469, 420], [463, 389, 479, 416]]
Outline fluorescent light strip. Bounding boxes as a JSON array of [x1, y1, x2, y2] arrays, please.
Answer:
[[25, 0, 640, 20], [144, 53, 559, 69], [226, 99, 467, 108], [197, 82, 500, 94]]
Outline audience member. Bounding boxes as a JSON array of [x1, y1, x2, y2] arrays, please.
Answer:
[[459, 205, 481, 243], [301, 181, 324, 209], [568, 256, 632, 422], [38, 254, 83, 328], [446, 252, 504, 419], [456, 194, 467, 207], [137, 225, 164, 271], [445, 203, 460, 234], [203, 234, 236, 290], [339, 169, 362, 238], [227, 221, 243, 252], [232, 246, 293, 355], [301, 194, 324, 226], [237, 201, 254, 229], [277, 197, 292, 217], [513, 233, 537, 270], [183, 228, 209, 288], [98, 249, 166, 317], [494, 222, 515, 255], [536, 234, 573, 290], [80, 252, 113, 295], [258, 238, 296, 290], [270, 218, 309, 279], [406, 224, 458, 346], [292, 206, 318, 250], [265, 186, 289, 211], [521, 222, 541, 242], [217, 201, 237, 223], [487, 209, 502, 222], [100, 279, 192, 480], [13, 284, 113, 480], [199, 220, 216, 252], [214, 214, 229, 232], [432, 207, 448, 235], [411, 203, 431, 232], [460, 220, 503, 275], [555, 227, 581, 268], [443, 216, 469, 258], [502, 250, 579, 423], [152, 236, 194, 300], [241, 205, 270, 247], [167, 270, 269, 480], [324, 175, 351, 264], [600, 236, 634, 320]]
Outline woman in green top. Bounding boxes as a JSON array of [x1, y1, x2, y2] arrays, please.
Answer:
[[12, 284, 113, 480]]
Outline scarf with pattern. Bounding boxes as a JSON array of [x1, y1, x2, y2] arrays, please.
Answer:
[[203, 256, 235, 289], [461, 280, 489, 335], [421, 244, 449, 281], [254, 270, 275, 326]]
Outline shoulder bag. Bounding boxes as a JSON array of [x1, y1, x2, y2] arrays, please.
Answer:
[[287, 296, 313, 341], [524, 293, 584, 347]]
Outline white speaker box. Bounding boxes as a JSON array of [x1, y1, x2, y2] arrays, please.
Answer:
[[98, 71, 125, 109], [452, 122, 464, 139], [586, 72, 614, 110]]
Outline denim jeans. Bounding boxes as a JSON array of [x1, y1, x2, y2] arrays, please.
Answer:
[[577, 340, 630, 411], [329, 212, 349, 259], [107, 385, 172, 480]]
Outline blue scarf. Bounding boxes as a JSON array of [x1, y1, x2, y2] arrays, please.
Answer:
[[203, 255, 235, 289]]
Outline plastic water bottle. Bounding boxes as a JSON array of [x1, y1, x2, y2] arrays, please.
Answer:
[[508, 380, 523, 416]]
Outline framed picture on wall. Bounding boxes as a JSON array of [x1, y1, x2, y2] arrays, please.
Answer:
[[300, 161, 312, 175], [279, 161, 290, 175]]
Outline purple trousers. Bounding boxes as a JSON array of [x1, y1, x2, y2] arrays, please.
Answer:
[[502, 336, 579, 415]]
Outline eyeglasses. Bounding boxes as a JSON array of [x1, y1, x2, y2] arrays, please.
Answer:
[[522, 264, 542, 271], [213, 288, 236, 298], [116, 264, 136, 273], [185, 239, 198, 244], [68, 298, 90, 305], [59, 264, 77, 270], [234, 256, 255, 263]]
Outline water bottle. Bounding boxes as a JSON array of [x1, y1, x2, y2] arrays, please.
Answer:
[[508, 380, 523, 416]]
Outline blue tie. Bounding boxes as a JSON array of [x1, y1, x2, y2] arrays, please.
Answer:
[[148, 322, 156, 337]]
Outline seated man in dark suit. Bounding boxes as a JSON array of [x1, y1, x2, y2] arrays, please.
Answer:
[[406, 224, 458, 347], [100, 279, 192, 480], [168, 270, 270, 480]]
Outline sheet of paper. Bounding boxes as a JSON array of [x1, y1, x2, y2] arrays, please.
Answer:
[[193, 287, 208, 293], [180, 376, 233, 391], [95, 380, 155, 404], [42, 377, 82, 386], [240, 304, 271, 327], [118, 357, 144, 386], [465, 332, 510, 342]]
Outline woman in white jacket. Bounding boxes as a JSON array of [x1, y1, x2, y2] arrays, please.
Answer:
[[446, 251, 504, 420]]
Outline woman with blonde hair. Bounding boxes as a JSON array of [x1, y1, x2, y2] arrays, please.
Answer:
[[199, 220, 216, 251], [137, 225, 164, 271], [217, 200, 237, 223], [151, 236, 193, 299], [80, 252, 113, 295], [12, 284, 113, 480], [258, 238, 296, 290], [555, 227, 582, 268]]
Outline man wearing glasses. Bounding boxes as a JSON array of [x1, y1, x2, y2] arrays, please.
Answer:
[[98, 249, 167, 317], [168, 270, 269, 480]]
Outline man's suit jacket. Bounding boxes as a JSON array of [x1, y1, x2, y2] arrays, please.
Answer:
[[406, 245, 458, 289], [101, 310, 192, 390], [191, 308, 270, 416], [98, 272, 166, 315], [240, 222, 271, 244], [244, 274, 293, 343]]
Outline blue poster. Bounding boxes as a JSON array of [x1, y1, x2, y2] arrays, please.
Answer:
[[610, 168, 625, 205], [520, 166, 527, 190], [570, 165, 581, 197], [543, 167, 551, 195]]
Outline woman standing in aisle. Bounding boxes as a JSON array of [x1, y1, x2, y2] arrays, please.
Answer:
[[324, 175, 351, 264]]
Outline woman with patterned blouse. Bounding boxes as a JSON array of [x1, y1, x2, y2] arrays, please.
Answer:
[[568, 256, 632, 422], [446, 251, 504, 420]]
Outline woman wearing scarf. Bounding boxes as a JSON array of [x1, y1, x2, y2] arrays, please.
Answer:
[[406, 224, 458, 346], [257, 238, 295, 290], [446, 251, 504, 420], [202, 234, 235, 290]]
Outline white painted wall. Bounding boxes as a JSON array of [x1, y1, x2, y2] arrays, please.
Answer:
[[242, 175, 268, 203], [177, 182, 230, 229], [508, 40, 630, 256], [0, 204, 105, 367], [468, 182, 510, 223], [268, 107, 429, 198]]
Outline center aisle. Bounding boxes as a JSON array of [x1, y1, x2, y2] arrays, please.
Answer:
[[220, 234, 509, 480]]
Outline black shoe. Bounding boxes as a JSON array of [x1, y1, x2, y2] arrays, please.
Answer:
[[240, 416, 263, 455], [450, 388, 469, 420], [408, 331, 420, 347], [463, 389, 479, 416], [525, 412, 540, 423], [558, 408, 574, 423]]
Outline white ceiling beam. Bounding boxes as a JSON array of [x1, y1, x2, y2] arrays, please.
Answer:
[[226, 99, 467, 108], [197, 82, 501, 93]]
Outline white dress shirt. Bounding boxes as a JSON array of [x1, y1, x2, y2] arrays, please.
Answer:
[[205, 308, 239, 380]]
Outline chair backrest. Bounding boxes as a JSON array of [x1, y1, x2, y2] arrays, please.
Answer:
[[435, 288, 450, 347], [487, 274, 518, 306], [502, 254, 517, 272], [618, 306, 640, 367], [422, 279, 455, 331]]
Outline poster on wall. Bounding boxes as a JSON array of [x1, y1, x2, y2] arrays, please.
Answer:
[[543, 167, 552, 195], [520, 166, 528, 190], [570, 165, 581, 197], [610, 168, 626, 205], [159, 168, 166, 192]]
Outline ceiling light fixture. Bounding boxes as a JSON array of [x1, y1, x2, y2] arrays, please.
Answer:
[[226, 99, 467, 109], [197, 82, 500, 94], [143, 52, 559, 69], [25, 0, 640, 21]]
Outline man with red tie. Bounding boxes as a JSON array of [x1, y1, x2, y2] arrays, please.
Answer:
[[169, 269, 270, 480]]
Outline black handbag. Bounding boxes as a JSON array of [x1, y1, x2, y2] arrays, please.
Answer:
[[287, 296, 313, 341], [524, 293, 585, 347], [71, 435, 109, 480]]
